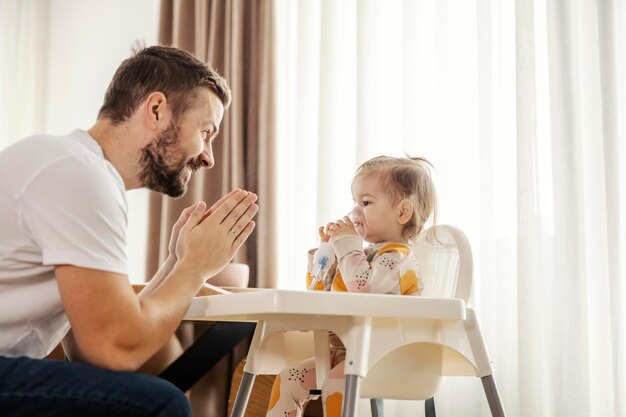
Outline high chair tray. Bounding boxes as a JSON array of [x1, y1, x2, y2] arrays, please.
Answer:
[[185, 288, 465, 321]]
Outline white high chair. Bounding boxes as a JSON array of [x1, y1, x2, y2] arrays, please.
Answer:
[[363, 224, 506, 416], [186, 225, 506, 417]]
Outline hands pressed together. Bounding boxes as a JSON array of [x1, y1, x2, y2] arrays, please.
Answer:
[[169, 189, 258, 280]]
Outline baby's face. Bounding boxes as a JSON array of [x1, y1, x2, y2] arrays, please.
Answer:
[[351, 176, 405, 243]]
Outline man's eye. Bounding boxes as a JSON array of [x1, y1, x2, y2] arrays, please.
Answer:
[[201, 130, 211, 140]]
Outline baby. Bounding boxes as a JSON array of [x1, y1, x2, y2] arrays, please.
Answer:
[[266, 155, 437, 417]]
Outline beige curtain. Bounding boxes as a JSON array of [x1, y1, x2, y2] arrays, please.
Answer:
[[148, 0, 277, 288], [147, 1, 276, 416]]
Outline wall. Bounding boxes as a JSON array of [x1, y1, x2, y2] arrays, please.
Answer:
[[45, 0, 160, 282]]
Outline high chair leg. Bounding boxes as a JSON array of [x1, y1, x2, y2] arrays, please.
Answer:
[[425, 397, 436, 417], [341, 375, 361, 417], [369, 398, 383, 417], [230, 371, 256, 417], [481, 375, 506, 417]]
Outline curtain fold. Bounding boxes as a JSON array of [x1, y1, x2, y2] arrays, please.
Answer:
[[149, 1, 276, 415], [0, 0, 48, 148], [595, 5, 626, 414]]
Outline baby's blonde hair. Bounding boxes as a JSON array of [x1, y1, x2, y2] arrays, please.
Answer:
[[353, 156, 437, 241]]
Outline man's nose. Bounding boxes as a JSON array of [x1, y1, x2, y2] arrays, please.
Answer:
[[198, 146, 214, 169]]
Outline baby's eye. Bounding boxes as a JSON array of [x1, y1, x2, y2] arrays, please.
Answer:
[[362, 200, 371, 207]]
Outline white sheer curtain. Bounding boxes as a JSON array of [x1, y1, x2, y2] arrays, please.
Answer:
[[274, 0, 625, 416], [0, 0, 48, 147]]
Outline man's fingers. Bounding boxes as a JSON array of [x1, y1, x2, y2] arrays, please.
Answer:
[[182, 201, 207, 231], [227, 203, 259, 239], [174, 204, 197, 229], [219, 192, 258, 229], [208, 190, 254, 224], [231, 221, 256, 250], [201, 189, 245, 221]]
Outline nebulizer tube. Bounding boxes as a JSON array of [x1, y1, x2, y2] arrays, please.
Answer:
[[309, 242, 334, 290]]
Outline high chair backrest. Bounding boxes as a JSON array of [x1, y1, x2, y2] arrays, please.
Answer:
[[413, 224, 473, 303]]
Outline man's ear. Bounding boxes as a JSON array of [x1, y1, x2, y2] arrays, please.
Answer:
[[144, 92, 171, 131], [397, 199, 414, 225]]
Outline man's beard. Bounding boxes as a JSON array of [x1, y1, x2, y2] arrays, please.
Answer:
[[138, 122, 201, 198]]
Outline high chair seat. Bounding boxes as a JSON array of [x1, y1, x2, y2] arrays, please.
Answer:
[[185, 225, 507, 417]]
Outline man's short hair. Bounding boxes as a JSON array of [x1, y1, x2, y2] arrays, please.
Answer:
[[98, 45, 231, 124]]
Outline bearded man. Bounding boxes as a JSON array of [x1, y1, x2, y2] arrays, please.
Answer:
[[0, 45, 258, 417]]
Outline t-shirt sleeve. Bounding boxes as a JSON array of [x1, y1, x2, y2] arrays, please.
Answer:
[[17, 156, 128, 275]]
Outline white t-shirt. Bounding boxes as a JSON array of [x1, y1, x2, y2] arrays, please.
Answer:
[[0, 129, 128, 358]]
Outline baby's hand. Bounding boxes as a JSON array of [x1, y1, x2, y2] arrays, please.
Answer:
[[327, 216, 358, 238], [318, 225, 332, 243]]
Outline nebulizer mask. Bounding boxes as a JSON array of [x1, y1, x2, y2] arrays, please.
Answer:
[[347, 203, 368, 240], [309, 204, 368, 290]]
